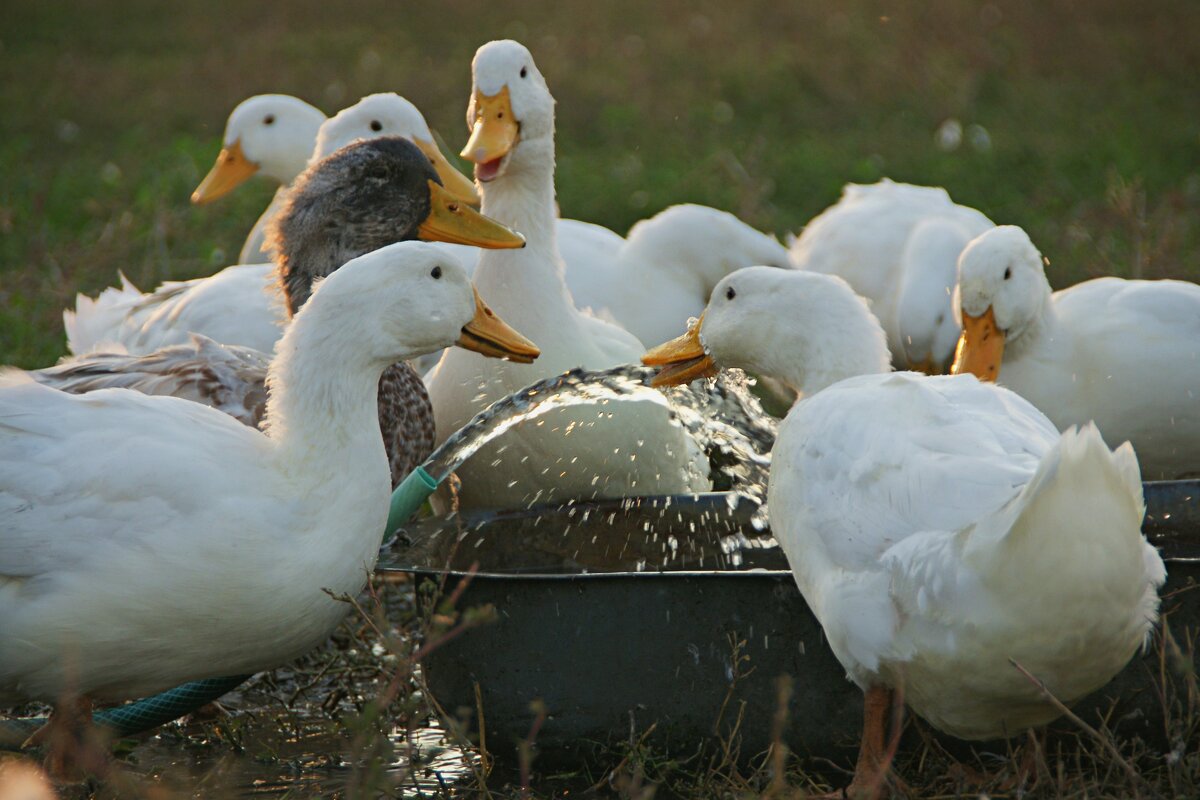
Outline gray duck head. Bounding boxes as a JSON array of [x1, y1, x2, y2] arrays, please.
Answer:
[[267, 136, 525, 314]]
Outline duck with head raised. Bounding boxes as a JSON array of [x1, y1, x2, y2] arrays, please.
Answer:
[[425, 39, 710, 509], [952, 224, 1200, 479], [2, 243, 537, 771], [191, 94, 328, 264], [46, 137, 527, 485], [645, 266, 1164, 798]]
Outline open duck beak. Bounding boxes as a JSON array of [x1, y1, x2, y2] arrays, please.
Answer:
[[641, 314, 719, 387], [191, 139, 259, 204], [950, 306, 1005, 382], [413, 137, 480, 205], [456, 287, 540, 363], [460, 86, 519, 181], [417, 180, 525, 249]]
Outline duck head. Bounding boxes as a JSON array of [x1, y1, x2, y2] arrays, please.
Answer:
[[192, 94, 326, 204], [643, 267, 890, 397], [951, 225, 1050, 381], [303, 242, 539, 367], [460, 40, 555, 183], [313, 93, 479, 205], [268, 137, 525, 314]]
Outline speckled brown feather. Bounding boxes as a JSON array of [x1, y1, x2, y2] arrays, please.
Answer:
[[33, 336, 270, 428], [378, 363, 436, 484]]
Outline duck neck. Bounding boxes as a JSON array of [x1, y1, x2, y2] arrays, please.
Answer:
[[277, 234, 368, 316], [1003, 276, 1059, 363], [261, 311, 391, 490], [774, 313, 892, 401], [473, 139, 575, 330]]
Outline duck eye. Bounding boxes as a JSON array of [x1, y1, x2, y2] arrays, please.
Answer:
[[520, 66, 528, 78], [1003, 267, 1012, 281], [367, 165, 388, 180], [431, 266, 442, 279], [370, 120, 383, 132], [725, 286, 736, 301], [264, 114, 275, 125]]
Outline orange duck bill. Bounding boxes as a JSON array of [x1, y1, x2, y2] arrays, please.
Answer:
[[641, 314, 718, 387], [950, 306, 1005, 382], [455, 287, 540, 364], [417, 180, 525, 249]]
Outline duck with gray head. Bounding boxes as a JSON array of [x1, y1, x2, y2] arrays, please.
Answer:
[[40, 137, 527, 486]]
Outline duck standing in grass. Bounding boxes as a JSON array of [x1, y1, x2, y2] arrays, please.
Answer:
[[644, 266, 1165, 798], [425, 40, 709, 509], [45, 137, 526, 485], [789, 180, 993, 374], [191, 94, 327, 263], [0, 243, 537, 772], [952, 225, 1200, 479]]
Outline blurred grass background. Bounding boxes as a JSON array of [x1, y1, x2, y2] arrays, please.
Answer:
[[2, 0, 1198, 368]]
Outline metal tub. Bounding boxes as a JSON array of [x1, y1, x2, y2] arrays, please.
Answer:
[[379, 482, 1200, 766]]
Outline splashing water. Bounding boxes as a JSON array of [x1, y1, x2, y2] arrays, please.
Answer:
[[397, 365, 781, 571]]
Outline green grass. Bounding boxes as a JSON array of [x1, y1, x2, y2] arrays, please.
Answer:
[[3, 0, 1199, 367]]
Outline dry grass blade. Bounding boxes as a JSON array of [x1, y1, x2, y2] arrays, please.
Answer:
[[1009, 657, 1153, 799]]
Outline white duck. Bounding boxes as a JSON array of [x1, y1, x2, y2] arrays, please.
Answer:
[[789, 180, 993, 373], [644, 266, 1165, 798], [309, 92, 481, 204], [953, 225, 1200, 480], [65, 115, 505, 358], [0, 243, 536, 761], [560, 203, 792, 347], [49, 138, 527, 486], [425, 40, 709, 509], [191, 94, 327, 264]]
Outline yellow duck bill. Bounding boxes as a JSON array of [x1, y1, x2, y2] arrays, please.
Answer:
[[191, 139, 259, 204], [413, 137, 480, 205], [641, 313, 718, 387], [417, 180, 525, 249], [950, 306, 1006, 382], [456, 287, 540, 364], [460, 86, 519, 174]]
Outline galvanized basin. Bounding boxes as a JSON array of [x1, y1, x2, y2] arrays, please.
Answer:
[[379, 481, 1200, 766]]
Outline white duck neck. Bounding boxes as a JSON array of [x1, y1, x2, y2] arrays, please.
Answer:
[[472, 138, 577, 333], [770, 305, 892, 400], [1005, 279, 1059, 363], [261, 312, 391, 487]]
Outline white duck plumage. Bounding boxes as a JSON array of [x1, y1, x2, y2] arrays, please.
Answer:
[[191, 94, 328, 264], [789, 179, 993, 372], [425, 40, 709, 509], [64, 99, 493, 359], [644, 266, 1164, 787], [0, 243, 530, 707], [560, 204, 792, 347], [51, 138, 529, 488], [953, 225, 1200, 480]]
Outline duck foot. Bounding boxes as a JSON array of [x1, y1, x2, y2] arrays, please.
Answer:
[[21, 696, 109, 781], [809, 685, 908, 800]]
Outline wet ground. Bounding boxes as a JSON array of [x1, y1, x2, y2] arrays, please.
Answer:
[[3, 577, 489, 800]]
